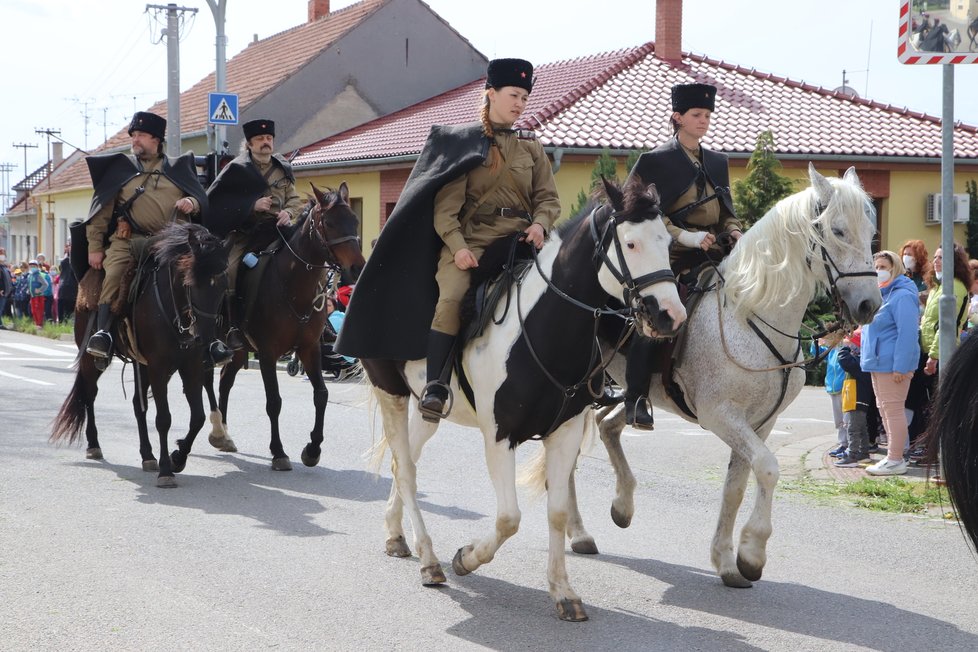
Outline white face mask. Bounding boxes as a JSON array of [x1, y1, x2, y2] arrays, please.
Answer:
[[935, 270, 943, 282], [0, 255, 6, 263], [902, 255, 915, 271], [877, 269, 892, 284]]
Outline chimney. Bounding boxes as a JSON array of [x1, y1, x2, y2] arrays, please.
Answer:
[[51, 142, 64, 167], [655, 0, 683, 64], [308, 0, 330, 22]]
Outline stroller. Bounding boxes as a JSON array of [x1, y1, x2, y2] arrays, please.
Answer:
[[285, 318, 359, 379]]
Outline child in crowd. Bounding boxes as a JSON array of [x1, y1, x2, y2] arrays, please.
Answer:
[[813, 337, 847, 457], [835, 329, 875, 467]]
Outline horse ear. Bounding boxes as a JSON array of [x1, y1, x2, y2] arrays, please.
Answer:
[[338, 181, 350, 205], [310, 183, 325, 205], [842, 166, 862, 188], [808, 162, 833, 206], [601, 175, 624, 210]]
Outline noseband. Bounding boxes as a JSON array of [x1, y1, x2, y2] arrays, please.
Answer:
[[811, 202, 877, 301], [276, 199, 360, 271], [589, 205, 677, 311]]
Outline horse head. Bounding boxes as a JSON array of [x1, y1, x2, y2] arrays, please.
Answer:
[[151, 222, 230, 345], [309, 182, 366, 282], [596, 175, 686, 338], [808, 163, 881, 325]]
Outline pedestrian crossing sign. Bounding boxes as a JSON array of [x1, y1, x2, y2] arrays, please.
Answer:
[[208, 93, 239, 125]]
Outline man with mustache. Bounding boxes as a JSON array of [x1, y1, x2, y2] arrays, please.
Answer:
[[80, 111, 230, 364], [205, 119, 302, 349]]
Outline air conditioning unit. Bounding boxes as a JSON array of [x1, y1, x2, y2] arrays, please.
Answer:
[[925, 193, 970, 224]]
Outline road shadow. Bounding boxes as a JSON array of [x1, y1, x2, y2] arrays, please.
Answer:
[[583, 552, 978, 651], [431, 573, 763, 651]]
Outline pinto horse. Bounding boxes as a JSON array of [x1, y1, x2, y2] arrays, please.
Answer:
[[549, 165, 881, 587], [51, 222, 229, 487], [364, 176, 685, 622], [205, 183, 365, 470]]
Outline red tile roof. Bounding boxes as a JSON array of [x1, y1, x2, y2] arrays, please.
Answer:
[[294, 43, 978, 167], [37, 0, 387, 195]]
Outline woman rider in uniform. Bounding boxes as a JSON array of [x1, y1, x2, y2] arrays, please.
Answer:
[[623, 83, 743, 429]]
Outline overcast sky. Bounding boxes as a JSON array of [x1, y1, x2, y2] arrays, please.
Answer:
[[3, 0, 978, 200]]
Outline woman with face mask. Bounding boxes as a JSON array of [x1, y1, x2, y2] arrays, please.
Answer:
[[899, 239, 930, 295], [859, 251, 921, 476], [920, 244, 973, 377]]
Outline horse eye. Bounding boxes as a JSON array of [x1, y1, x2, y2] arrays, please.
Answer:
[[626, 242, 636, 250], [832, 228, 844, 238]]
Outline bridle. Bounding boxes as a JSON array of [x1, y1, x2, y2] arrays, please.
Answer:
[[274, 197, 360, 272]]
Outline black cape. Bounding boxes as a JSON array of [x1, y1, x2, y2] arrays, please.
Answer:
[[204, 152, 295, 238], [69, 152, 208, 280], [629, 137, 735, 219], [336, 123, 489, 360]]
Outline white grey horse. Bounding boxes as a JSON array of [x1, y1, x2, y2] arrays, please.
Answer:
[[533, 164, 882, 589]]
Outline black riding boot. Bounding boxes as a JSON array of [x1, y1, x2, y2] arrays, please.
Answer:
[[624, 336, 656, 431], [86, 304, 116, 359], [594, 375, 625, 407], [208, 340, 234, 367], [419, 330, 457, 423], [224, 294, 246, 351]]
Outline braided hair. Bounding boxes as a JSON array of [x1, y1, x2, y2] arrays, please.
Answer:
[[480, 91, 502, 173]]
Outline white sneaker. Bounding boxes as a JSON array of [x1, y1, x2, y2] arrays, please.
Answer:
[[866, 458, 908, 476]]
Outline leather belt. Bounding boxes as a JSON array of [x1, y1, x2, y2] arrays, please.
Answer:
[[490, 207, 531, 219]]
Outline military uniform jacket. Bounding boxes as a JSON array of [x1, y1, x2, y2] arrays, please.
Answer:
[[204, 151, 301, 237], [69, 152, 207, 278], [337, 123, 489, 361], [630, 137, 740, 241]]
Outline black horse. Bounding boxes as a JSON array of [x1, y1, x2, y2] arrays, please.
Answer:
[[51, 222, 230, 487], [204, 183, 365, 470]]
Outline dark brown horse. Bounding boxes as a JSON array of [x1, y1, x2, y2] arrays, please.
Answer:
[[51, 222, 230, 487], [205, 182, 365, 470]]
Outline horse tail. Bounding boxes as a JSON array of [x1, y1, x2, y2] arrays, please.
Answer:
[[517, 409, 598, 499], [930, 330, 978, 552], [50, 370, 90, 445]]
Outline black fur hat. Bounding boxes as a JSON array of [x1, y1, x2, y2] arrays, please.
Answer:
[[243, 119, 275, 140], [671, 83, 717, 114], [485, 58, 534, 93], [128, 111, 166, 140]]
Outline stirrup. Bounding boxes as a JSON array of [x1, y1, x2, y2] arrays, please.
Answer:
[[86, 331, 113, 360], [208, 340, 234, 368], [625, 396, 654, 431], [226, 327, 246, 351], [419, 381, 453, 423]]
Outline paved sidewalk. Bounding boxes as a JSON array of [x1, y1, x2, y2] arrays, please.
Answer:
[[776, 433, 939, 483]]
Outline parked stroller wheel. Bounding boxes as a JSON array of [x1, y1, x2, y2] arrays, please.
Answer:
[[287, 358, 300, 377]]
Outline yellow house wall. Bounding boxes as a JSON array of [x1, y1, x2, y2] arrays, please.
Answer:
[[884, 170, 969, 253], [298, 170, 381, 255]]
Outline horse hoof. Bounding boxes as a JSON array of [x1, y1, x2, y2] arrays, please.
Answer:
[[171, 451, 187, 474], [452, 547, 473, 576], [385, 536, 411, 558], [142, 459, 159, 472], [300, 445, 320, 467], [420, 564, 447, 586], [736, 555, 764, 583], [156, 475, 177, 489], [721, 571, 753, 589], [571, 538, 599, 555], [610, 505, 632, 529], [86, 447, 103, 460], [271, 457, 293, 471], [556, 598, 589, 622], [208, 433, 237, 453]]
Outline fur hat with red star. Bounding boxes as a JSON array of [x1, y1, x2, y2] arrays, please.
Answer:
[[485, 58, 534, 93], [243, 119, 275, 140]]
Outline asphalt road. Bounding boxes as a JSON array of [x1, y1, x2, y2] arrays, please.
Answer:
[[2, 329, 977, 651]]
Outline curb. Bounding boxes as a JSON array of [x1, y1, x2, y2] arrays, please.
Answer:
[[775, 433, 937, 483]]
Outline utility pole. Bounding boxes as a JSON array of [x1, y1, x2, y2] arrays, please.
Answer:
[[205, 0, 228, 153], [146, 3, 198, 158], [12, 142, 38, 178], [0, 162, 15, 213]]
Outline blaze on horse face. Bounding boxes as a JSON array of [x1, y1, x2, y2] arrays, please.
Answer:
[[596, 176, 686, 337], [310, 181, 366, 282]]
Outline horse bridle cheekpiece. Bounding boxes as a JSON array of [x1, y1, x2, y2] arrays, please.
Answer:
[[590, 205, 677, 318], [811, 199, 877, 309], [278, 194, 360, 271]]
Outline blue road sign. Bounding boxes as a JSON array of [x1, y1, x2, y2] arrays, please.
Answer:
[[208, 93, 239, 125]]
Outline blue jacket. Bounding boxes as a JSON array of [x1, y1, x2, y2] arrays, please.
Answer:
[[861, 274, 921, 374], [811, 343, 844, 393]]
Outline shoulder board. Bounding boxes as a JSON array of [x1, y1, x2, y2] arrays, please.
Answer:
[[514, 128, 537, 141]]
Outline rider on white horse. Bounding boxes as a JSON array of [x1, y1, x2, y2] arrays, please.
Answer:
[[621, 83, 744, 430]]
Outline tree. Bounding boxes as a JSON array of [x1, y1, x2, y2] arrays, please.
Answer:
[[966, 179, 978, 259], [568, 149, 643, 216], [732, 130, 796, 228]]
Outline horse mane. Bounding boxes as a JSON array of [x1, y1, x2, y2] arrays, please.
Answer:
[[719, 176, 872, 318], [556, 177, 661, 240], [151, 222, 227, 286]]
